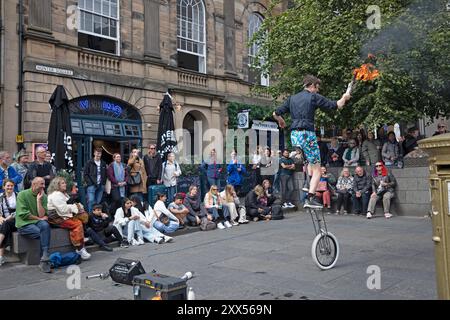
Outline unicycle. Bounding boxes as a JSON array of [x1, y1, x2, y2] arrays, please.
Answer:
[[307, 206, 339, 270]]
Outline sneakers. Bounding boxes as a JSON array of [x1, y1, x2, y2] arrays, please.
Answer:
[[304, 197, 323, 209], [155, 238, 165, 244], [120, 240, 129, 248], [217, 222, 226, 229], [335, 210, 340, 215], [0, 256, 7, 266], [100, 245, 113, 252], [39, 260, 52, 273], [231, 220, 239, 226], [343, 210, 348, 215], [252, 217, 259, 222], [366, 212, 372, 219], [239, 219, 249, 224], [131, 239, 140, 246], [282, 203, 290, 209], [384, 213, 393, 219], [163, 236, 173, 243], [76, 247, 91, 260], [137, 237, 145, 245], [224, 221, 232, 228]]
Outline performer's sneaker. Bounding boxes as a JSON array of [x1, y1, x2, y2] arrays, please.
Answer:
[[304, 197, 323, 209]]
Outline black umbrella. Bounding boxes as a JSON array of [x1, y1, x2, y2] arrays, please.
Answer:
[[156, 92, 178, 160], [48, 85, 74, 173]]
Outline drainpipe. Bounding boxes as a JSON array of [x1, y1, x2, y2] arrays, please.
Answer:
[[17, 0, 24, 151]]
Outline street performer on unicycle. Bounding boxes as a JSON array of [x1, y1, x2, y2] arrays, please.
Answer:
[[273, 75, 351, 209], [273, 75, 351, 270]]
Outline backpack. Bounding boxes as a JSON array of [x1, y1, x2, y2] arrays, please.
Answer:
[[271, 205, 284, 220], [200, 217, 216, 231], [49, 251, 81, 268]]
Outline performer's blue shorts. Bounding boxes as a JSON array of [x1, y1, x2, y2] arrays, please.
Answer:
[[291, 130, 321, 165]]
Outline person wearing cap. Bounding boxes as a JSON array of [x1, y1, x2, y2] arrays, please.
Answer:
[[0, 151, 22, 193], [273, 75, 351, 209], [402, 127, 420, 156], [366, 162, 397, 219], [11, 151, 29, 191]]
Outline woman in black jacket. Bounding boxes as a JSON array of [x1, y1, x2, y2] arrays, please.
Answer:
[[183, 185, 205, 226], [245, 185, 272, 222]]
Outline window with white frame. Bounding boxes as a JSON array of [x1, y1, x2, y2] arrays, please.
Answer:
[[78, 0, 119, 55], [177, 0, 206, 73], [248, 13, 269, 86]]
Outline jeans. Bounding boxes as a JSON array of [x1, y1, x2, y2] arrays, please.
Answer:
[[280, 174, 293, 204], [86, 184, 105, 214], [86, 225, 123, 246], [336, 191, 352, 212], [18, 220, 51, 258], [207, 177, 220, 191], [166, 186, 177, 203], [352, 192, 370, 214], [141, 224, 166, 242], [154, 220, 179, 234], [122, 220, 144, 243], [206, 206, 230, 221]]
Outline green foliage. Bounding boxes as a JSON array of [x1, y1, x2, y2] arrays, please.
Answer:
[[251, 0, 450, 129], [56, 169, 75, 191], [179, 164, 200, 177]]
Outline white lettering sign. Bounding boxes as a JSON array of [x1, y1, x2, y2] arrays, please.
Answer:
[[36, 65, 74, 76]]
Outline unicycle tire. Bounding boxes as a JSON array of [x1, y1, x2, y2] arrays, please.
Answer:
[[311, 232, 339, 270]]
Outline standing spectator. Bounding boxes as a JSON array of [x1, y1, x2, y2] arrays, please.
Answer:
[[0, 180, 18, 266], [335, 167, 354, 215], [219, 184, 242, 226], [83, 148, 107, 215], [362, 131, 381, 166], [382, 132, 401, 167], [367, 162, 397, 219], [0, 151, 22, 193], [342, 139, 360, 167], [352, 166, 372, 215], [86, 204, 124, 250], [227, 150, 246, 196], [315, 167, 336, 212], [204, 185, 232, 229], [153, 193, 180, 234], [432, 123, 448, 136], [251, 145, 262, 185], [402, 127, 420, 156], [279, 149, 296, 209], [377, 127, 388, 147], [327, 137, 345, 167], [160, 152, 182, 203], [127, 148, 148, 203], [183, 185, 205, 226], [143, 144, 162, 186], [168, 193, 189, 228], [47, 177, 91, 260], [15, 177, 51, 273], [113, 198, 145, 246], [317, 135, 329, 167], [11, 151, 29, 192], [260, 147, 274, 184], [107, 153, 128, 216], [201, 149, 222, 190], [24, 146, 55, 191]]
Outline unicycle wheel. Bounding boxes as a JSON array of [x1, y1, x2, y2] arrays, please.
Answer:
[[311, 232, 339, 270]]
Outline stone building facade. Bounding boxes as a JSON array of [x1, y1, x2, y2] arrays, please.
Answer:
[[0, 0, 288, 168]]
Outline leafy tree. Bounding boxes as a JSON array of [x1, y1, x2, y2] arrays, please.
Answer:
[[251, 0, 450, 130]]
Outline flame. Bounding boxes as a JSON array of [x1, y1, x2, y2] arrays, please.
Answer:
[[353, 54, 379, 81]]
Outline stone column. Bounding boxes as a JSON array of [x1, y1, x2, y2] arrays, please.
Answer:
[[28, 0, 52, 32], [144, 0, 161, 59], [223, 0, 236, 75]]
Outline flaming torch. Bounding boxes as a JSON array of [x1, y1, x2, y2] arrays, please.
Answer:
[[346, 54, 380, 95]]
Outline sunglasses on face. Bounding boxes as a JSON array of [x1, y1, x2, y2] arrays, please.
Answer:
[[376, 164, 382, 167]]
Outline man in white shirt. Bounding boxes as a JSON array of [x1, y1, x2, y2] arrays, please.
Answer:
[[160, 153, 182, 203]]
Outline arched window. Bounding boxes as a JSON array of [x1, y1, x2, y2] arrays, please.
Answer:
[[177, 0, 206, 73], [248, 12, 269, 86]]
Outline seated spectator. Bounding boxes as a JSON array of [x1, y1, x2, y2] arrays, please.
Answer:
[[219, 184, 243, 226], [15, 177, 51, 272], [130, 195, 172, 244], [262, 179, 279, 207], [86, 204, 125, 250], [113, 198, 145, 246], [432, 123, 448, 136], [362, 131, 381, 166], [0, 179, 18, 266], [183, 186, 204, 226], [204, 185, 232, 229], [245, 185, 272, 222], [335, 167, 354, 215], [382, 132, 401, 167], [153, 193, 180, 234], [402, 127, 420, 157], [352, 166, 372, 215], [47, 177, 91, 260], [168, 193, 190, 228], [343, 139, 360, 167], [327, 137, 345, 167], [315, 167, 336, 212], [366, 162, 397, 219]]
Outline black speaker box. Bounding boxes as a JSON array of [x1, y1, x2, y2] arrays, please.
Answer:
[[109, 258, 146, 285]]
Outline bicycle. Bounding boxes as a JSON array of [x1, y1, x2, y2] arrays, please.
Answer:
[[299, 152, 339, 270]]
